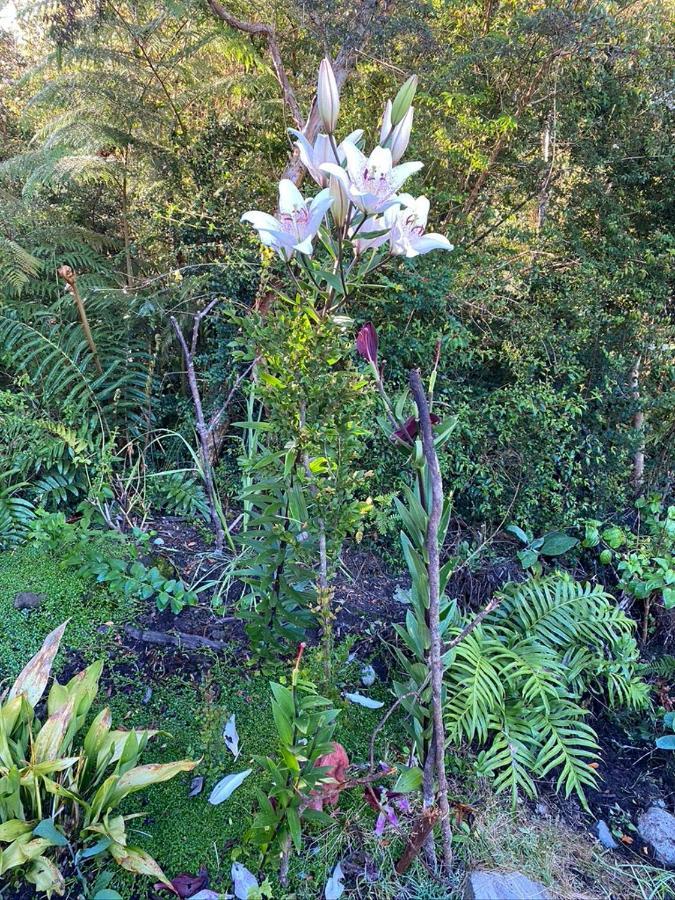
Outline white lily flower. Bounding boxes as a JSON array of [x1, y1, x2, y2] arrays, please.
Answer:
[[288, 129, 364, 187], [241, 179, 333, 258], [321, 144, 423, 214], [380, 102, 414, 163], [351, 215, 389, 256], [384, 194, 454, 257]]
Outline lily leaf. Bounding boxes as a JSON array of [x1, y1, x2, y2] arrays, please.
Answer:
[[9, 621, 68, 707]]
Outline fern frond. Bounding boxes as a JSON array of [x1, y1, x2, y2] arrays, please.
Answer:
[[445, 631, 505, 743], [534, 700, 600, 809], [476, 706, 540, 804]]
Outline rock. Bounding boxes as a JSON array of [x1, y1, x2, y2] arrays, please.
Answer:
[[637, 807, 675, 867], [595, 819, 619, 850], [534, 801, 550, 818], [464, 870, 552, 900], [13, 592, 43, 611]]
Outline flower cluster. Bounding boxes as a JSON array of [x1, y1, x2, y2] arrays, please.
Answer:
[[241, 59, 453, 264]]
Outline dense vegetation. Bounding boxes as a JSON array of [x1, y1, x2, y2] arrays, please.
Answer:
[[0, 0, 673, 896]]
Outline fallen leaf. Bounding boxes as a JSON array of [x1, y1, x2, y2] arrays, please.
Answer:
[[188, 776, 204, 798]]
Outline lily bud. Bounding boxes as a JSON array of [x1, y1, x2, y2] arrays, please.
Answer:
[[355, 322, 378, 368], [317, 58, 339, 133], [380, 99, 393, 144], [329, 175, 349, 227], [389, 412, 440, 447], [389, 106, 413, 163], [391, 74, 418, 127]]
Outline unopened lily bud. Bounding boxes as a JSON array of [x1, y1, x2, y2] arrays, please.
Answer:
[[380, 99, 393, 144], [355, 322, 378, 368], [329, 175, 349, 227], [391, 74, 418, 126], [317, 58, 339, 133], [389, 106, 413, 163]]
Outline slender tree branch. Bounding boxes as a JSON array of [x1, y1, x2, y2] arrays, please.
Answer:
[[409, 368, 453, 876]]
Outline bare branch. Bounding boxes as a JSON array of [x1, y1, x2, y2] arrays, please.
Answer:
[[205, 0, 303, 128], [409, 367, 453, 876]]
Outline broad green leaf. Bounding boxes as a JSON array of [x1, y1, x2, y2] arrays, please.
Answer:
[[393, 766, 423, 793], [33, 819, 68, 847], [539, 532, 579, 556]]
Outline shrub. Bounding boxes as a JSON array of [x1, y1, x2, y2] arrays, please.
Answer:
[[0, 622, 196, 896]]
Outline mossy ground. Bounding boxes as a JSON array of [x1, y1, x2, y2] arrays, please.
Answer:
[[0, 543, 136, 682]]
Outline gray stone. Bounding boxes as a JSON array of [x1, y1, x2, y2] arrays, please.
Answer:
[[595, 819, 619, 850], [637, 807, 675, 867], [13, 591, 43, 611], [464, 870, 552, 899]]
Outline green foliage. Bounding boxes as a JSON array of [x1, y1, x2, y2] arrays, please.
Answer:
[[391, 450, 455, 763], [28, 512, 199, 615], [0, 623, 196, 896], [233, 294, 370, 656], [505, 525, 579, 574], [248, 661, 340, 867], [581, 495, 675, 610], [458, 575, 650, 807], [0, 484, 35, 551], [146, 471, 209, 521]]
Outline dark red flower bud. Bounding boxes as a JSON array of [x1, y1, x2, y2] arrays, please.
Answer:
[[356, 322, 378, 367], [389, 413, 440, 447]]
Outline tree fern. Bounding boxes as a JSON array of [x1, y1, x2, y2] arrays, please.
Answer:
[[445, 631, 505, 744]]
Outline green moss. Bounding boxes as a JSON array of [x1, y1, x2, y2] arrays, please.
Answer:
[[0, 544, 136, 681], [99, 648, 407, 898]]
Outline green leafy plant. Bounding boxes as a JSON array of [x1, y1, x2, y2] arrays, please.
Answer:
[[455, 575, 650, 807], [247, 644, 341, 883], [0, 622, 197, 897], [28, 512, 199, 614], [580, 496, 675, 641], [506, 525, 579, 574]]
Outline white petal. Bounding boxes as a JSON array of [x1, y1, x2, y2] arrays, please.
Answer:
[[389, 160, 423, 191], [278, 178, 306, 214], [339, 129, 364, 153], [412, 195, 430, 226], [241, 210, 280, 231], [368, 145, 393, 174], [342, 140, 368, 181], [288, 129, 315, 173], [307, 192, 333, 234], [410, 233, 454, 254], [320, 162, 350, 189], [314, 134, 333, 168], [309, 187, 333, 214], [294, 235, 315, 255]]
